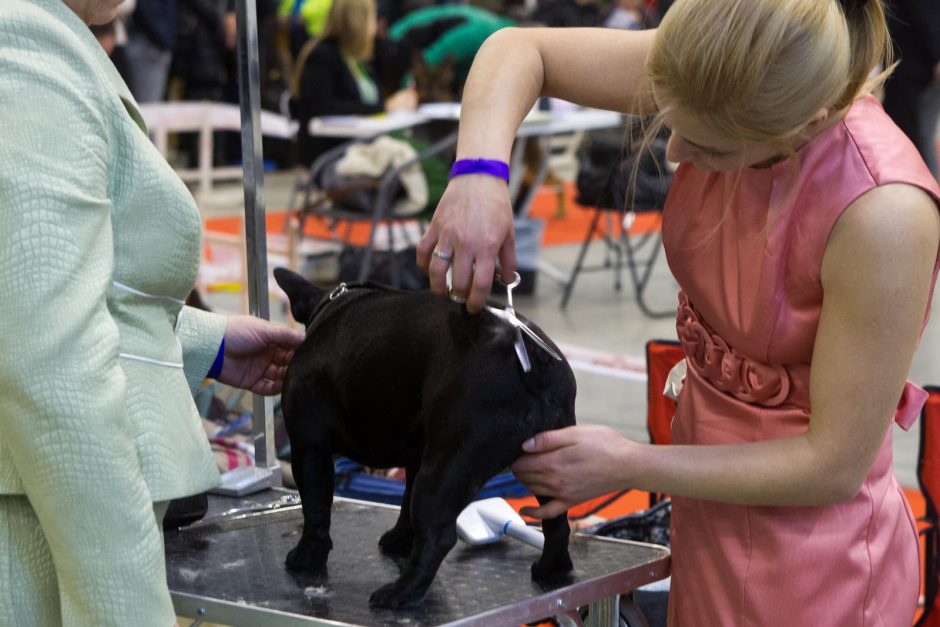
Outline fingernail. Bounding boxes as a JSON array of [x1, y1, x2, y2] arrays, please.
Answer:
[[523, 437, 535, 451]]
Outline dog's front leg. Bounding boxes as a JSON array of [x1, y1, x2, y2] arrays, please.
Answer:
[[530, 495, 573, 582], [378, 458, 420, 557], [285, 448, 335, 574]]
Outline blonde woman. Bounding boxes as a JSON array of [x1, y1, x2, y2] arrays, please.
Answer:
[[289, 0, 416, 166], [417, 0, 940, 623]]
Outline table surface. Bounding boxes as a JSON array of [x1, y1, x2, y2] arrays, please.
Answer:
[[165, 490, 669, 627], [139, 101, 298, 138], [309, 106, 623, 139]]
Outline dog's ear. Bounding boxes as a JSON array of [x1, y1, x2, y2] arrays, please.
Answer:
[[273, 267, 324, 326]]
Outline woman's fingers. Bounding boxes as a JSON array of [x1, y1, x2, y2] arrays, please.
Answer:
[[416, 177, 515, 309], [520, 499, 569, 520]]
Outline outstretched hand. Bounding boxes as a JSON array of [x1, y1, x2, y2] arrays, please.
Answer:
[[511, 425, 635, 520], [217, 315, 305, 395], [416, 175, 517, 313]]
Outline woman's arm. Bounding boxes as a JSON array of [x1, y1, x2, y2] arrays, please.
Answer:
[[456, 27, 656, 162], [417, 27, 657, 312], [514, 184, 940, 517]]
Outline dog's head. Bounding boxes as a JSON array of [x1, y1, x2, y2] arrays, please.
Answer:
[[273, 268, 326, 327]]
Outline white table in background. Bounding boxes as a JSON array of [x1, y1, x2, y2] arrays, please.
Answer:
[[139, 101, 298, 201], [308, 106, 626, 285], [309, 105, 623, 216]]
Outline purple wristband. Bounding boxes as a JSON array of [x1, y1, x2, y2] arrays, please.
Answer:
[[207, 338, 225, 379], [449, 158, 510, 182]]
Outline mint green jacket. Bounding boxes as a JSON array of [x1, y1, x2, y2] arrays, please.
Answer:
[[0, 1, 226, 623]]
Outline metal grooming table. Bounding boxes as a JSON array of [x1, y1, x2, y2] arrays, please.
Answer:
[[166, 490, 670, 626]]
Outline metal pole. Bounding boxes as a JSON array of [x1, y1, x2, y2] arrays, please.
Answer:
[[234, 0, 279, 482]]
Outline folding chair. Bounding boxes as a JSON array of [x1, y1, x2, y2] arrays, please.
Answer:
[[288, 128, 457, 289], [645, 339, 685, 507], [560, 133, 674, 318], [917, 386, 940, 626]]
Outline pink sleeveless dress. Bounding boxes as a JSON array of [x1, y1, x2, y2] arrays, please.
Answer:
[[661, 95, 940, 626]]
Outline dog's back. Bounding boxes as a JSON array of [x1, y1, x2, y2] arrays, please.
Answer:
[[283, 286, 575, 466]]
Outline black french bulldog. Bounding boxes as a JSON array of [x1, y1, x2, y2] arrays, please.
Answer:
[[273, 268, 577, 609]]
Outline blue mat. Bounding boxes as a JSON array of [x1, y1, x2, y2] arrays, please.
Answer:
[[333, 457, 530, 505]]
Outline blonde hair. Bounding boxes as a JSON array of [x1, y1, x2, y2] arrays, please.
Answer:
[[291, 0, 376, 98], [623, 0, 893, 244], [646, 0, 893, 148]]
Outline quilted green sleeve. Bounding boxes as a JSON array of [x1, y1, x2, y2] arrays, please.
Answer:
[[178, 305, 228, 395], [0, 14, 176, 627]]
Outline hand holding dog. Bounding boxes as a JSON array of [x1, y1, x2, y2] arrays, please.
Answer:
[[218, 316, 305, 395], [512, 425, 635, 520]]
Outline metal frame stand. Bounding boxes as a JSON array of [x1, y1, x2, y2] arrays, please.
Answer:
[[212, 0, 281, 495]]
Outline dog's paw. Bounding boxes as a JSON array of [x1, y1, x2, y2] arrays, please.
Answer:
[[378, 527, 414, 557], [285, 542, 330, 574], [368, 581, 426, 610], [530, 553, 574, 583]]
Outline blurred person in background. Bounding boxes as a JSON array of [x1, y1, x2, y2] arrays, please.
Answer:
[[882, 0, 940, 179], [289, 0, 417, 167], [172, 0, 234, 103], [121, 0, 176, 102], [528, 0, 605, 28], [384, 4, 515, 98], [603, 0, 656, 30]]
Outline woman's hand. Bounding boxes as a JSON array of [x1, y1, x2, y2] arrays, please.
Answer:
[[511, 425, 635, 519], [385, 87, 418, 112], [217, 316, 305, 395], [416, 175, 517, 312]]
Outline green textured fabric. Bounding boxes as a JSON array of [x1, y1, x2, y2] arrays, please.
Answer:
[[0, 496, 174, 626], [0, 0, 225, 623]]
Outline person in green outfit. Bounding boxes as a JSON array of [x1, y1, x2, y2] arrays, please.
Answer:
[[289, 0, 417, 166], [0, 1, 304, 624], [388, 5, 515, 96]]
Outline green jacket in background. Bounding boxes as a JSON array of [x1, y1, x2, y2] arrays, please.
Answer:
[[0, 0, 226, 623], [389, 5, 515, 84]]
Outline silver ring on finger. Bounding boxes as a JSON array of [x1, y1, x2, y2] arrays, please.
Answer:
[[432, 249, 454, 262]]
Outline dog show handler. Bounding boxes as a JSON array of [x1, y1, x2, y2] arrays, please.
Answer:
[[417, 0, 940, 624]]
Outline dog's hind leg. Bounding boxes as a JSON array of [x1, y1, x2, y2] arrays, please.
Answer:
[[378, 457, 420, 557], [285, 448, 335, 574], [368, 453, 481, 610], [530, 495, 573, 582]]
